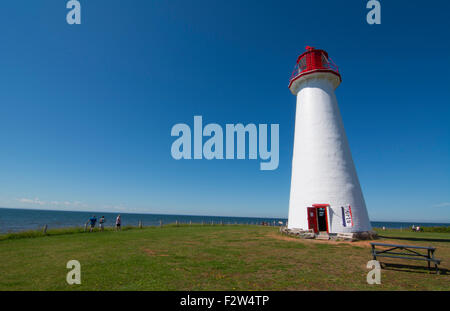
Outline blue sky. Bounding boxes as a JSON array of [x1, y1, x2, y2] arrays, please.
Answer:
[[0, 0, 449, 222]]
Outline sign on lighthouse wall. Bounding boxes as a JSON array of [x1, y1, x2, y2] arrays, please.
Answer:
[[287, 47, 372, 234]]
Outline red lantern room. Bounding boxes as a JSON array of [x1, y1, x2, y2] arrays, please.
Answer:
[[288, 46, 341, 90]]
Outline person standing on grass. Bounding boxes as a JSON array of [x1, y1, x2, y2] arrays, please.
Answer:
[[115, 214, 121, 231], [99, 216, 105, 231], [88, 215, 97, 232]]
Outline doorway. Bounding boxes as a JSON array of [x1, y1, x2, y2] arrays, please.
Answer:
[[307, 204, 329, 233], [316, 207, 327, 232]]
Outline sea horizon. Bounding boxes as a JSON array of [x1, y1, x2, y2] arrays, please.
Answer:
[[0, 207, 448, 234]]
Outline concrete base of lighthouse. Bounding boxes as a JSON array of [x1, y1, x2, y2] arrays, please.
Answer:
[[287, 71, 372, 234], [280, 227, 378, 241]]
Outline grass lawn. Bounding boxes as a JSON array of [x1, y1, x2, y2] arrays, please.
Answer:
[[0, 225, 448, 290]]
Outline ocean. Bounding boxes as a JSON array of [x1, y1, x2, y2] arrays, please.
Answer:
[[0, 207, 448, 234]]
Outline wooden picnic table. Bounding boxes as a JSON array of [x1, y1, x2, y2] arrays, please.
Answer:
[[370, 242, 441, 274]]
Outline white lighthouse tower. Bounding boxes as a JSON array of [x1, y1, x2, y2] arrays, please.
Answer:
[[287, 46, 371, 235]]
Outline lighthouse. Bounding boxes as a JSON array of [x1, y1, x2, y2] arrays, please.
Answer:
[[287, 46, 372, 235]]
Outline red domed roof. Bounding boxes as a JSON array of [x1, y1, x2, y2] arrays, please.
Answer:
[[289, 46, 341, 90]]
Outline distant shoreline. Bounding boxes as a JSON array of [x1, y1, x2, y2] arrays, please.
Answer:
[[0, 206, 285, 220], [1, 206, 448, 224], [0, 207, 448, 234]]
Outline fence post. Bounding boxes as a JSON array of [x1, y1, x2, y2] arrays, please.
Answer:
[[43, 224, 48, 234], [84, 223, 88, 232], [139, 220, 143, 229], [160, 220, 163, 228], [190, 220, 192, 225], [176, 220, 178, 227]]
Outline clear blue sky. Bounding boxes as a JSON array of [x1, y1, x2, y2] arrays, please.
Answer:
[[0, 1, 449, 222]]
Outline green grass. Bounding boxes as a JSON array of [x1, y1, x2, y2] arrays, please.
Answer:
[[0, 225, 135, 241], [0, 225, 449, 290], [418, 227, 449, 233]]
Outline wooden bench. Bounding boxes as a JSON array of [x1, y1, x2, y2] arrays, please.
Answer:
[[370, 242, 442, 274]]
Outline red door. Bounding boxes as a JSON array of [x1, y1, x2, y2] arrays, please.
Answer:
[[307, 207, 318, 233]]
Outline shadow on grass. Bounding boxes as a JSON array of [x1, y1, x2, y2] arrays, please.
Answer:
[[377, 235, 450, 243], [380, 262, 447, 275]]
